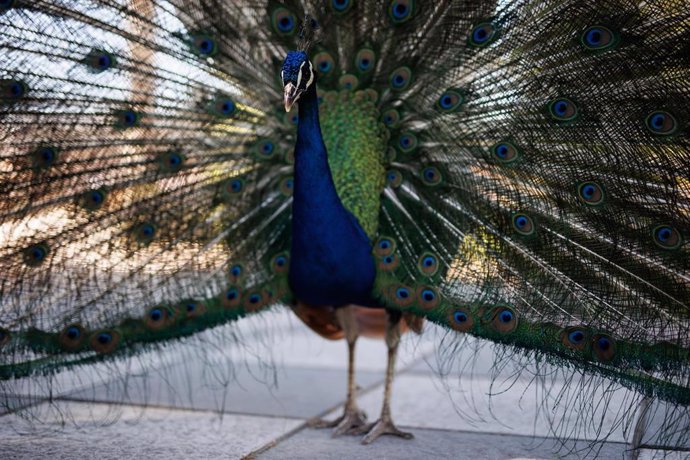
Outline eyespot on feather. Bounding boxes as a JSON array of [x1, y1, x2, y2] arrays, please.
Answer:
[[339, 74, 359, 91], [592, 334, 615, 362], [581, 26, 616, 51], [548, 98, 578, 122], [378, 253, 400, 271], [448, 308, 474, 332], [243, 290, 268, 312], [491, 141, 519, 163], [355, 48, 376, 73], [271, 7, 297, 36], [271, 253, 289, 274], [645, 111, 678, 136], [23, 243, 49, 266], [133, 222, 156, 244], [416, 286, 440, 310], [89, 330, 121, 354], [1, 79, 28, 100], [512, 213, 535, 236], [80, 189, 106, 211], [489, 306, 518, 333], [436, 89, 464, 112], [159, 151, 185, 172], [33, 146, 58, 169], [468, 22, 497, 47], [421, 166, 442, 186], [313, 51, 336, 77], [374, 236, 396, 257], [221, 286, 242, 308], [279, 176, 294, 196], [389, 67, 412, 91], [114, 109, 140, 128], [388, 0, 415, 24], [180, 300, 206, 319], [144, 306, 174, 331], [417, 252, 439, 276], [387, 284, 414, 308], [386, 170, 403, 188], [577, 181, 604, 205], [652, 225, 682, 250], [85, 49, 115, 72], [192, 34, 218, 56], [560, 326, 589, 351]]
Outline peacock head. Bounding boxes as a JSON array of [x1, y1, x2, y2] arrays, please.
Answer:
[[282, 51, 315, 112]]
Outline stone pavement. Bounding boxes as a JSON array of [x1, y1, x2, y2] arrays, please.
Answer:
[[0, 309, 686, 459]]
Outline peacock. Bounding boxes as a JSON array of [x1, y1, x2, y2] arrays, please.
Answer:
[[1, 0, 689, 451]]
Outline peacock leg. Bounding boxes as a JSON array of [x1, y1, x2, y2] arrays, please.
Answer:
[[309, 305, 368, 435], [360, 310, 414, 445]]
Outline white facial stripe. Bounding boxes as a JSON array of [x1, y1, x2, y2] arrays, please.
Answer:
[[305, 61, 314, 88], [281, 70, 284, 81], [296, 61, 305, 88]]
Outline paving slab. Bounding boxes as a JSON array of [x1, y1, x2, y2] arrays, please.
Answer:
[[354, 372, 635, 443], [0, 401, 302, 459], [258, 426, 631, 460], [66, 361, 382, 419]]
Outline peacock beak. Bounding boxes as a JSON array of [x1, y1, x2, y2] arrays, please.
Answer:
[[284, 82, 303, 112]]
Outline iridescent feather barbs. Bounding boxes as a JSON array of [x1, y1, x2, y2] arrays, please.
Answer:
[[0, 0, 689, 453]]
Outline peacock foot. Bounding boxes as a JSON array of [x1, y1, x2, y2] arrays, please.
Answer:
[[360, 418, 414, 445], [309, 407, 368, 436]]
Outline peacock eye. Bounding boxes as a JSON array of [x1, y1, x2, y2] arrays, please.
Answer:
[[225, 178, 244, 195], [491, 141, 519, 163], [230, 264, 242, 278], [66, 326, 81, 340], [449, 308, 474, 332], [395, 287, 409, 299], [645, 111, 677, 135], [490, 306, 518, 333], [469, 22, 497, 47], [272, 8, 297, 36], [313, 52, 335, 76], [389, 66, 412, 91], [195, 35, 217, 55], [159, 151, 185, 172], [24, 244, 49, 266], [436, 89, 464, 112], [272, 253, 290, 273], [417, 286, 440, 309], [381, 108, 401, 128], [386, 169, 403, 188], [115, 109, 140, 128], [339, 74, 359, 91], [652, 225, 682, 250], [581, 26, 616, 51], [592, 334, 615, 361], [186, 303, 196, 312], [421, 166, 442, 186], [577, 181, 604, 205], [280, 176, 294, 196], [512, 213, 535, 236], [2, 79, 27, 99], [81, 189, 106, 210], [97, 332, 112, 344], [34, 146, 58, 168], [548, 98, 578, 122], [397, 132, 418, 153], [86, 49, 114, 72], [226, 288, 238, 300], [355, 48, 376, 73], [418, 253, 439, 276], [214, 98, 236, 116], [331, 0, 352, 13], [568, 330, 585, 344], [388, 0, 414, 24], [135, 222, 156, 244]]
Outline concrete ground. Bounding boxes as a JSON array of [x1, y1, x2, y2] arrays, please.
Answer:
[[0, 309, 686, 459]]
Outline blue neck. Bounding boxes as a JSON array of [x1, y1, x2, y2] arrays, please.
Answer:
[[288, 84, 376, 307]]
